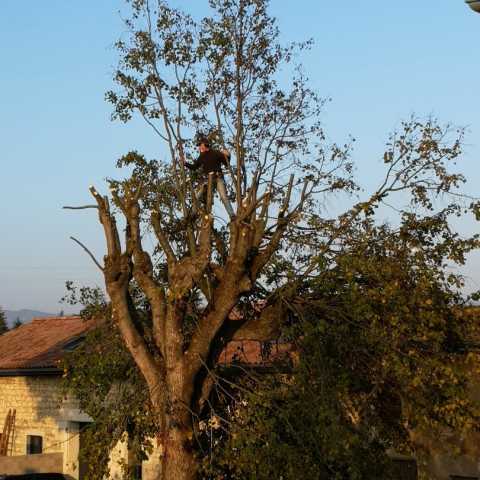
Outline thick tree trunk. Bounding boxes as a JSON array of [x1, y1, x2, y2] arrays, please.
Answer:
[[151, 379, 196, 480], [161, 341, 196, 480], [162, 423, 197, 480]]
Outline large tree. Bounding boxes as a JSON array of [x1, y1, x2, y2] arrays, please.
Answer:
[[65, 1, 479, 478]]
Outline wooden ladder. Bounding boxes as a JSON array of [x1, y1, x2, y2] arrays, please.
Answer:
[[0, 409, 16, 456]]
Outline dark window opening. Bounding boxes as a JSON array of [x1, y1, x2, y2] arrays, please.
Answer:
[[392, 459, 418, 480], [133, 464, 142, 480], [26, 435, 42, 454], [62, 336, 85, 352]]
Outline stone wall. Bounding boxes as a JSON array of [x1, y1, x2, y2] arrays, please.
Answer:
[[0, 375, 133, 479], [0, 376, 65, 457], [0, 375, 91, 478], [107, 436, 162, 480], [0, 452, 63, 475]]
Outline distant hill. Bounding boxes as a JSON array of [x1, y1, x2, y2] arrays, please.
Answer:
[[4, 309, 55, 328]]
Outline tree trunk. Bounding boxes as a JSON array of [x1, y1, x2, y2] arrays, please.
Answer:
[[161, 349, 196, 480], [163, 423, 197, 480]]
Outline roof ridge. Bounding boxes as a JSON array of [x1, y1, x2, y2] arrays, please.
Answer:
[[30, 315, 81, 323]]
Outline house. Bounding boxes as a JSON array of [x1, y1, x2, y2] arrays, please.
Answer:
[[0, 316, 160, 479], [0, 316, 97, 478], [0, 316, 290, 479]]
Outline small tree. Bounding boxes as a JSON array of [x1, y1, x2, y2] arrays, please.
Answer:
[[65, 1, 479, 478], [12, 317, 22, 329], [0, 307, 8, 334]]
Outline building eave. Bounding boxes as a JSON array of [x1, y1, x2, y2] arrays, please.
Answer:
[[0, 367, 62, 377]]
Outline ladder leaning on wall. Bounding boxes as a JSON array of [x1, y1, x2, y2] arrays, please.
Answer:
[[0, 409, 16, 456]]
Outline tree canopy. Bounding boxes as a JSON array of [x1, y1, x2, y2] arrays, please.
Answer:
[[62, 0, 480, 478]]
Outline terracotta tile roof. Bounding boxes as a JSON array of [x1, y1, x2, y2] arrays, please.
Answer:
[[0, 316, 95, 371], [0, 315, 291, 373], [219, 340, 294, 367]]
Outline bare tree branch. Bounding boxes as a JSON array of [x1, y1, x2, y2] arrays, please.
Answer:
[[69, 236, 104, 272], [62, 205, 98, 210]]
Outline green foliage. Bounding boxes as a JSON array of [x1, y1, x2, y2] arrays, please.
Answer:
[[200, 217, 480, 479], [0, 307, 8, 334], [63, 322, 156, 479], [201, 376, 395, 480], [61, 284, 156, 479], [61, 281, 108, 320], [107, 0, 356, 217]]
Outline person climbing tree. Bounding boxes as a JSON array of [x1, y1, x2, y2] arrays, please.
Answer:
[[185, 137, 235, 218]]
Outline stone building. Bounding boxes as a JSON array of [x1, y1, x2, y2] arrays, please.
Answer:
[[0, 316, 288, 479], [0, 316, 99, 479]]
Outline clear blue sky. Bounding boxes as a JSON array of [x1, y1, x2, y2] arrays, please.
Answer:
[[1, 1, 479, 313]]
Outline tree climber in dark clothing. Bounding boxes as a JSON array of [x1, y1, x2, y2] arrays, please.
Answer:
[[185, 137, 235, 218]]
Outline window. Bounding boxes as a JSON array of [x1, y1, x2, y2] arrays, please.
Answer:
[[26, 435, 43, 454], [62, 336, 85, 352], [392, 459, 418, 480], [133, 464, 142, 480]]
